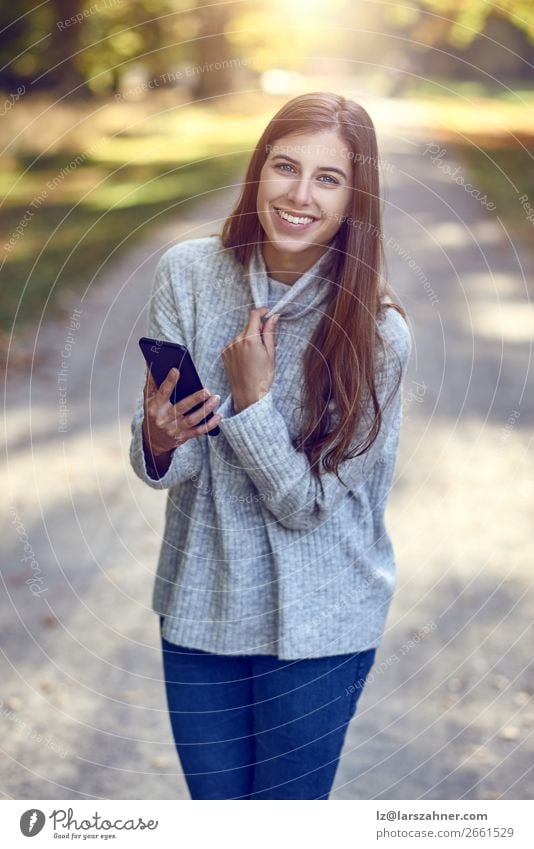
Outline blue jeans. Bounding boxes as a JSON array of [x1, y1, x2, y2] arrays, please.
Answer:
[[159, 616, 376, 799]]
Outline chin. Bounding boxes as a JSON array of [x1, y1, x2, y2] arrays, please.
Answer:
[[268, 236, 316, 254], [261, 224, 319, 253]]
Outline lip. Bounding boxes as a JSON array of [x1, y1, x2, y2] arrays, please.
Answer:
[[271, 206, 320, 234]]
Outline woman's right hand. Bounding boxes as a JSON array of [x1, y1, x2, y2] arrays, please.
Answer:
[[142, 366, 221, 459]]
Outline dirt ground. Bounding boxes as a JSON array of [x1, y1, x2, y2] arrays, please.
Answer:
[[2, 125, 533, 800]]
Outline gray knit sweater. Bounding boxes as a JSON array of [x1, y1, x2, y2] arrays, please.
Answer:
[[129, 235, 412, 659]]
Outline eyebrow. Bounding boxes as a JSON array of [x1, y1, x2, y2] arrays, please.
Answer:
[[270, 153, 349, 182]]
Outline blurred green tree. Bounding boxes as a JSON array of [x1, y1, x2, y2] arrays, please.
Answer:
[[0, 1, 532, 98], [0, 0, 211, 96], [413, 1, 533, 48]]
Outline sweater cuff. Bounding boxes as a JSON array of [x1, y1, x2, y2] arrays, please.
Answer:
[[216, 389, 284, 481], [214, 392, 237, 421], [129, 413, 198, 489]]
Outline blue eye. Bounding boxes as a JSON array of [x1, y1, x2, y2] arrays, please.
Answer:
[[273, 162, 340, 185]]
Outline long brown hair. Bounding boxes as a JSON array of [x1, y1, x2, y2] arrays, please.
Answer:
[[221, 92, 408, 485]]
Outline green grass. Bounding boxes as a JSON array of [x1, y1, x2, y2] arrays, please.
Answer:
[[0, 152, 248, 335], [448, 139, 534, 244], [407, 77, 534, 102]]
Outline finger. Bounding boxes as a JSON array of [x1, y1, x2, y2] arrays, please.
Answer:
[[203, 414, 222, 432], [180, 394, 221, 429], [173, 387, 212, 418], [261, 314, 280, 357], [158, 367, 180, 402], [244, 307, 269, 341], [174, 410, 222, 442], [191, 413, 222, 435], [145, 366, 157, 399], [221, 334, 243, 360]]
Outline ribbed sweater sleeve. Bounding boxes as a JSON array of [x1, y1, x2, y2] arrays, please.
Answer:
[[129, 250, 204, 490], [217, 309, 412, 531]]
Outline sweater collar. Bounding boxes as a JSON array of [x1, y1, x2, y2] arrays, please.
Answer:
[[247, 241, 337, 322]]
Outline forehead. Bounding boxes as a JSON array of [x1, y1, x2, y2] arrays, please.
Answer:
[[267, 130, 353, 163]]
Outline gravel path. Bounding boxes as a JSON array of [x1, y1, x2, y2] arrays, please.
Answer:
[[2, 127, 533, 800]]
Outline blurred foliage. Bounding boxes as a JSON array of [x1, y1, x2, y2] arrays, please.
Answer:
[[413, 1, 534, 48], [447, 138, 534, 245], [0, 150, 249, 333], [0, 0, 229, 96], [0, 1, 532, 99], [0, 94, 265, 333]]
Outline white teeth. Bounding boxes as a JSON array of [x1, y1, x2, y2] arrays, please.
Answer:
[[275, 208, 315, 225]]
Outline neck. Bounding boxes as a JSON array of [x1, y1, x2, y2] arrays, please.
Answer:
[[261, 240, 329, 285]]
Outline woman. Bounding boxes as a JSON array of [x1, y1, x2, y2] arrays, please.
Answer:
[[129, 92, 412, 800]]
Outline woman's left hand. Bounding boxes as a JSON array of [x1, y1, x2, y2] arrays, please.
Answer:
[[220, 307, 280, 413]]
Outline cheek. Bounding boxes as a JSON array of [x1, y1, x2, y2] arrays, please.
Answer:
[[256, 169, 268, 204], [259, 172, 290, 203], [319, 194, 350, 233], [326, 192, 351, 221]]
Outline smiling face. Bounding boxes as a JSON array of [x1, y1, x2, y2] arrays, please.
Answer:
[[256, 129, 354, 280]]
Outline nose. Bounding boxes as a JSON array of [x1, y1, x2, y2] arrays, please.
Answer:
[[286, 175, 313, 207]]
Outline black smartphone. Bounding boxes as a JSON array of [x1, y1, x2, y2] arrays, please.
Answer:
[[138, 336, 220, 437]]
